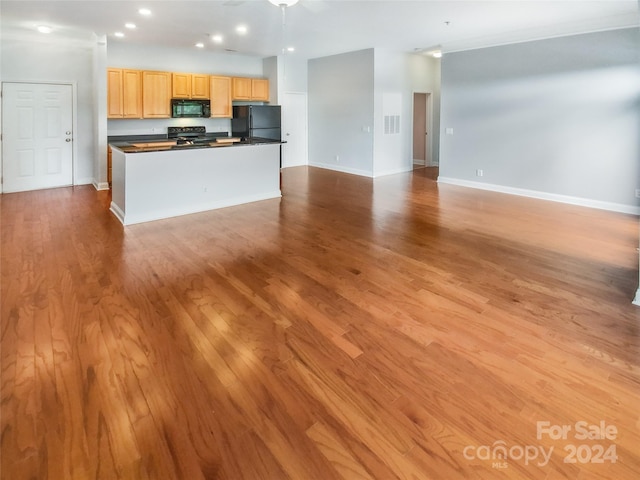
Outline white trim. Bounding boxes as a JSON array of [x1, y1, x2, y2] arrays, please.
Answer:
[[633, 289, 640, 307], [94, 181, 110, 191], [437, 177, 640, 216], [109, 201, 126, 224], [373, 166, 412, 178], [309, 162, 373, 178]]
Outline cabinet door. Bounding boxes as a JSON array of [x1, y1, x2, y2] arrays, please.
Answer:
[[210, 76, 232, 118], [192, 74, 210, 99], [107, 68, 124, 118], [251, 78, 269, 102], [232, 77, 252, 100], [172, 72, 191, 98], [143, 71, 172, 118], [122, 69, 142, 118]]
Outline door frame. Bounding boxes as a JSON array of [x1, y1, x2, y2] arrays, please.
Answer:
[[1, 80, 78, 194], [412, 91, 433, 167]]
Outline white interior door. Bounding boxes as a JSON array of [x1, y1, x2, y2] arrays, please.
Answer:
[[2, 83, 73, 193], [281, 92, 308, 168]]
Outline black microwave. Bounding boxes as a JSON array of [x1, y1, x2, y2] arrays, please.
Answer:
[[171, 99, 211, 118]]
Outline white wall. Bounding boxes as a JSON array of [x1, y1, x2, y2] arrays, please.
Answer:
[[308, 48, 440, 178], [373, 50, 441, 177], [93, 35, 108, 189], [308, 49, 375, 176], [407, 54, 441, 166], [439, 27, 640, 214], [1, 31, 98, 186]]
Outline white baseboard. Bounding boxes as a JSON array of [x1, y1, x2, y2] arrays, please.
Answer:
[[93, 181, 110, 191], [309, 162, 373, 178], [75, 177, 94, 186], [109, 201, 125, 224], [373, 166, 413, 178], [413, 159, 425, 166], [437, 177, 640, 216], [633, 289, 640, 307]]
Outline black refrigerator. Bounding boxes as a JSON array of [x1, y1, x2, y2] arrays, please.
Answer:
[[232, 105, 281, 141]]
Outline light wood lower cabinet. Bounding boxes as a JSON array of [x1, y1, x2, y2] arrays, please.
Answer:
[[142, 71, 172, 118], [107, 146, 112, 186], [210, 76, 232, 118]]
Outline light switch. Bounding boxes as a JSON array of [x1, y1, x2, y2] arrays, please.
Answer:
[[446, 128, 454, 135]]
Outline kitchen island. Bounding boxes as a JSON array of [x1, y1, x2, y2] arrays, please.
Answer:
[[109, 140, 282, 225]]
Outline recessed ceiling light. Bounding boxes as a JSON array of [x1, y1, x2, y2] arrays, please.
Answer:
[[195, 42, 204, 48], [211, 34, 223, 44], [432, 51, 442, 58], [114, 32, 125, 38], [286, 46, 295, 52], [138, 8, 151, 16], [236, 25, 248, 35], [37, 25, 52, 34], [125, 23, 136, 29]]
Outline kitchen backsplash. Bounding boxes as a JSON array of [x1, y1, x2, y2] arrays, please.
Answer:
[[107, 117, 231, 137]]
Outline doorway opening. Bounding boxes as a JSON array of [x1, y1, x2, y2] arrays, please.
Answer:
[[412, 92, 432, 170]]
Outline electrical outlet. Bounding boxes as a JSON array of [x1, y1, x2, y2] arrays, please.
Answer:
[[476, 169, 483, 177], [636, 189, 640, 199]]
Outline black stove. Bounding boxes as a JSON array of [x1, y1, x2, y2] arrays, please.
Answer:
[[168, 126, 208, 145]]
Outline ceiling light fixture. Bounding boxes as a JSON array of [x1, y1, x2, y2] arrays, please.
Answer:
[[268, 0, 299, 6], [195, 42, 204, 48], [211, 34, 223, 44], [125, 23, 136, 29], [236, 25, 248, 35], [37, 25, 52, 34], [286, 46, 295, 52], [138, 8, 151, 16], [114, 32, 125, 38], [432, 51, 442, 58]]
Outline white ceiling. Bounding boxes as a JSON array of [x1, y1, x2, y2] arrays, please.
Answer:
[[1, 0, 638, 59]]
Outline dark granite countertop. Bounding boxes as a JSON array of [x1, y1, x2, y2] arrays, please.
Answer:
[[109, 133, 283, 154]]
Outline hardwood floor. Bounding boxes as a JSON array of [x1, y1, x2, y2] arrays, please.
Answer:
[[2, 166, 639, 479]]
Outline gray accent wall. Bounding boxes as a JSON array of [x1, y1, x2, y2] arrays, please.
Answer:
[[308, 48, 441, 178], [439, 27, 640, 212], [308, 49, 375, 176]]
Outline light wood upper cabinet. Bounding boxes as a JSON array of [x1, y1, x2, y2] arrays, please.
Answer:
[[107, 68, 142, 119], [210, 76, 232, 118], [172, 73, 210, 99], [232, 77, 270, 101], [232, 77, 252, 100], [143, 70, 172, 118], [172, 72, 191, 98], [191, 74, 210, 99], [251, 78, 269, 102]]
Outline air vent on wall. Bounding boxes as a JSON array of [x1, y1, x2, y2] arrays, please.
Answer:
[[384, 115, 400, 135]]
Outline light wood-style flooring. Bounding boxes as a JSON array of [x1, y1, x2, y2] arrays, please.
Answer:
[[2, 165, 639, 479]]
